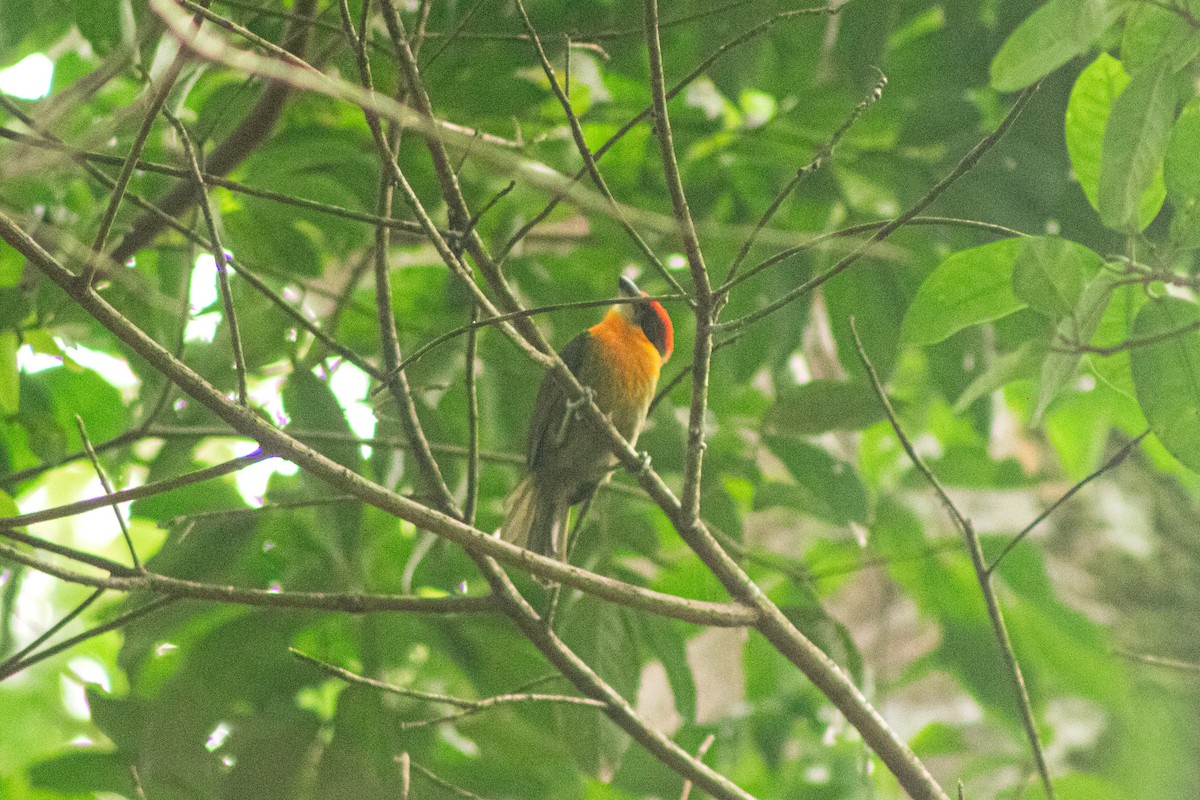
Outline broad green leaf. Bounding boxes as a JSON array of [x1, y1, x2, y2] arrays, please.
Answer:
[[29, 750, 135, 795], [990, 0, 1115, 92], [760, 436, 868, 525], [1087, 281, 1146, 399], [768, 380, 887, 435], [0, 241, 21, 286], [1098, 61, 1176, 231], [902, 238, 1026, 345], [1165, 97, 1200, 201], [636, 617, 697, 724], [1034, 269, 1122, 421], [558, 598, 639, 780], [953, 340, 1044, 413], [0, 331, 17, 415], [1012, 235, 1104, 317], [909, 722, 967, 757], [73, 0, 123, 55], [1066, 53, 1130, 216], [1121, 2, 1200, 73], [1130, 298, 1200, 470], [1165, 98, 1200, 247], [282, 368, 362, 473], [315, 686, 395, 800]]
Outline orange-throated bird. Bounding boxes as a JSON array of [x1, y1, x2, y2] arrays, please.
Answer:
[[503, 276, 673, 561]]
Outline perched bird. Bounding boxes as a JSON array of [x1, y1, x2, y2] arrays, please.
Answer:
[[503, 276, 673, 562]]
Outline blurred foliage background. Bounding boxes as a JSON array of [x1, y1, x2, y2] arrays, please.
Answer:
[[2, 0, 1200, 798]]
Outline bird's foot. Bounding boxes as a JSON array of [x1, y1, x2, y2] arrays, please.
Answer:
[[555, 387, 596, 444]]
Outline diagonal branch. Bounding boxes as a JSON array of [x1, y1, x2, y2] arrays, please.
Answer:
[[110, 0, 319, 264], [850, 318, 1054, 800], [161, 107, 250, 405], [718, 83, 1040, 335], [644, 0, 714, 527]]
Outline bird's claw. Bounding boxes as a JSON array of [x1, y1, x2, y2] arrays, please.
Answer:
[[555, 387, 597, 445]]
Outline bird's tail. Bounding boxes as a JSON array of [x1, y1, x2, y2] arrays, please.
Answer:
[[502, 475, 566, 562]]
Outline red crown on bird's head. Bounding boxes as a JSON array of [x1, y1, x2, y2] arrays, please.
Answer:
[[619, 276, 673, 362]]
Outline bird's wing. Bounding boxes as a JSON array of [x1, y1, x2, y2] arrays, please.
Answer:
[[526, 332, 589, 471]]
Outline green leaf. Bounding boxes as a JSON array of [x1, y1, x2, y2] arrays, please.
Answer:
[[1034, 268, 1122, 421], [1087, 281, 1146, 399], [909, 721, 967, 757], [902, 238, 1026, 345], [1098, 61, 1176, 231], [990, 0, 1115, 92], [0, 331, 17, 416], [636, 617, 697, 724], [1066, 53, 1131, 218], [282, 368, 362, 473], [1012, 235, 1104, 318], [558, 597, 639, 779], [1130, 298, 1200, 471], [73, 0, 123, 55], [29, 750, 135, 795], [760, 436, 868, 525], [1165, 99, 1200, 247], [1165, 97, 1200, 202], [767, 380, 887, 435], [315, 686, 396, 800], [953, 340, 1044, 413], [1121, 2, 1200, 73]]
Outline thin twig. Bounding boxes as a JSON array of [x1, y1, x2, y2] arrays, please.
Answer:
[[645, 0, 713, 528], [161, 106, 250, 405], [291, 647, 607, 730], [372, 293, 685, 393], [348, 11, 460, 515], [160, 495, 358, 529], [514, 0, 681, 293], [75, 416, 142, 571], [850, 317, 1055, 800], [0, 596, 175, 681], [718, 84, 1040, 335], [680, 733, 718, 800], [1112, 646, 1200, 673], [89, 8, 201, 278], [987, 429, 1151, 575], [721, 69, 887, 290], [499, 5, 835, 260], [0, 539, 500, 617], [1056, 315, 1200, 356], [179, 0, 323, 72], [395, 753, 411, 800], [0, 587, 105, 676], [0, 125, 439, 236], [130, 765, 148, 800], [1, 451, 270, 529], [723, 216, 1028, 294], [464, 306, 481, 525], [409, 759, 490, 800]]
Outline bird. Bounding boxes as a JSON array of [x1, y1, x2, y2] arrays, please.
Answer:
[[503, 275, 673, 563]]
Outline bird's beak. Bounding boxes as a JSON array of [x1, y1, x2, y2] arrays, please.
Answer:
[[618, 275, 642, 298]]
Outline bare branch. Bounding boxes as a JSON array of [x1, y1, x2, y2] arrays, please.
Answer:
[[851, 317, 1054, 800], [74, 416, 142, 571], [161, 107, 250, 405]]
